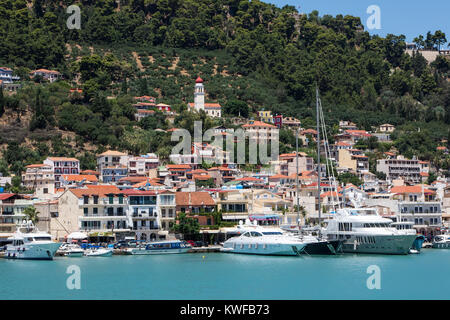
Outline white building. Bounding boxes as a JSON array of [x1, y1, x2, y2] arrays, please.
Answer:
[[187, 77, 222, 118]]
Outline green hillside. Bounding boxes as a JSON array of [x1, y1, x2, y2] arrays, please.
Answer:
[[0, 0, 450, 177]]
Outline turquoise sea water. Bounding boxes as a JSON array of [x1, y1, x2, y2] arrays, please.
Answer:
[[1, 249, 449, 300]]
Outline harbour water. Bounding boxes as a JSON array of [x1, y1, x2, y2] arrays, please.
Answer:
[[1, 249, 449, 300]]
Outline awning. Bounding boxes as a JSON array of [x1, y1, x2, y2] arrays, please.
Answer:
[[88, 231, 114, 237], [249, 214, 281, 221], [67, 232, 88, 240]]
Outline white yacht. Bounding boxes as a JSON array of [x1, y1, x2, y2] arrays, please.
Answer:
[[322, 208, 417, 255], [84, 247, 113, 257], [4, 221, 61, 260], [221, 221, 307, 256]]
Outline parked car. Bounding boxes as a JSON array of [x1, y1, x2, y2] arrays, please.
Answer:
[[194, 241, 206, 247], [186, 240, 195, 247]]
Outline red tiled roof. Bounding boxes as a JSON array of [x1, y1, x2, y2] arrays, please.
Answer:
[[390, 185, 435, 194], [30, 69, 60, 74], [25, 164, 50, 168], [176, 192, 215, 206], [345, 130, 371, 137], [97, 150, 127, 157], [61, 174, 98, 182], [195, 77, 203, 83], [321, 191, 341, 198], [302, 129, 318, 135], [47, 157, 79, 162], [166, 164, 192, 170], [69, 185, 121, 198], [242, 121, 277, 129], [131, 179, 163, 188]]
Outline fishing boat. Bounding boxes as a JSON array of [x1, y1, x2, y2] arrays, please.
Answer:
[[126, 240, 191, 255], [4, 221, 61, 260], [84, 248, 113, 257]]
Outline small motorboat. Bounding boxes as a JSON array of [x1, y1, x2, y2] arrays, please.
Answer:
[[58, 243, 84, 257], [432, 234, 450, 249], [84, 248, 113, 257]]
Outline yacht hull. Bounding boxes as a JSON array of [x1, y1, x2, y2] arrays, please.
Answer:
[[5, 242, 61, 260], [432, 242, 450, 249], [337, 234, 417, 255], [221, 243, 306, 256], [65, 251, 84, 257], [302, 240, 343, 255], [127, 248, 191, 255]]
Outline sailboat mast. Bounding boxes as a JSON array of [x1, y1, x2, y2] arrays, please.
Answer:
[[296, 129, 300, 230], [316, 87, 321, 236]]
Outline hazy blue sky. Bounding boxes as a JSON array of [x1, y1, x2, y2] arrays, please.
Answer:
[[264, 0, 449, 43]]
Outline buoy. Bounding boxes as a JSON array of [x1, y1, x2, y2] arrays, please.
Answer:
[[202, 256, 205, 259]]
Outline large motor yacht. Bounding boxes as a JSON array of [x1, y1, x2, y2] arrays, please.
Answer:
[[322, 208, 417, 255], [4, 221, 61, 260]]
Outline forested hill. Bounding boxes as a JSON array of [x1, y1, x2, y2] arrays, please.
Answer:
[[0, 0, 450, 175]]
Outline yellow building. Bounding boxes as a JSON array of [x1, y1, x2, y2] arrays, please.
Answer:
[[258, 110, 273, 124]]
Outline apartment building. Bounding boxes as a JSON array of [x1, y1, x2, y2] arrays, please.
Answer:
[[22, 164, 55, 196], [123, 189, 160, 241], [57, 185, 130, 240], [97, 150, 129, 183], [242, 120, 278, 143], [128, 153, 159, 176], [377, 156, 421, 183], [338, 149, 369, 174], [43, 157, 80, 188]]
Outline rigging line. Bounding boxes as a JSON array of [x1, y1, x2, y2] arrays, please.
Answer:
[[318, 99, 340, 211]]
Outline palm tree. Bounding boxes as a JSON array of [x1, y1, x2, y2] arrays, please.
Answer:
[[23, 206, 39, 225]]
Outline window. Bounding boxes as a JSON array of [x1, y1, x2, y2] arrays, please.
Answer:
[[109, 195, 114, 204], [93, 207, 98, 215], [93, 196, 98, 204], [43, 188, 48, 194], [118, 195, 123, 204], [83, 196, 89, 204], [161, 209, 166, 217], [117, 207, 123, 216], [84, 208, 88, 216]]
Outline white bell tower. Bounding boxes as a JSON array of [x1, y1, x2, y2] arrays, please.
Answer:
[[194, 76, 205, 112]]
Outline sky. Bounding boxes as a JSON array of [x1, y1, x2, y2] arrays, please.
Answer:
[[264, 0, 449, 43]]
